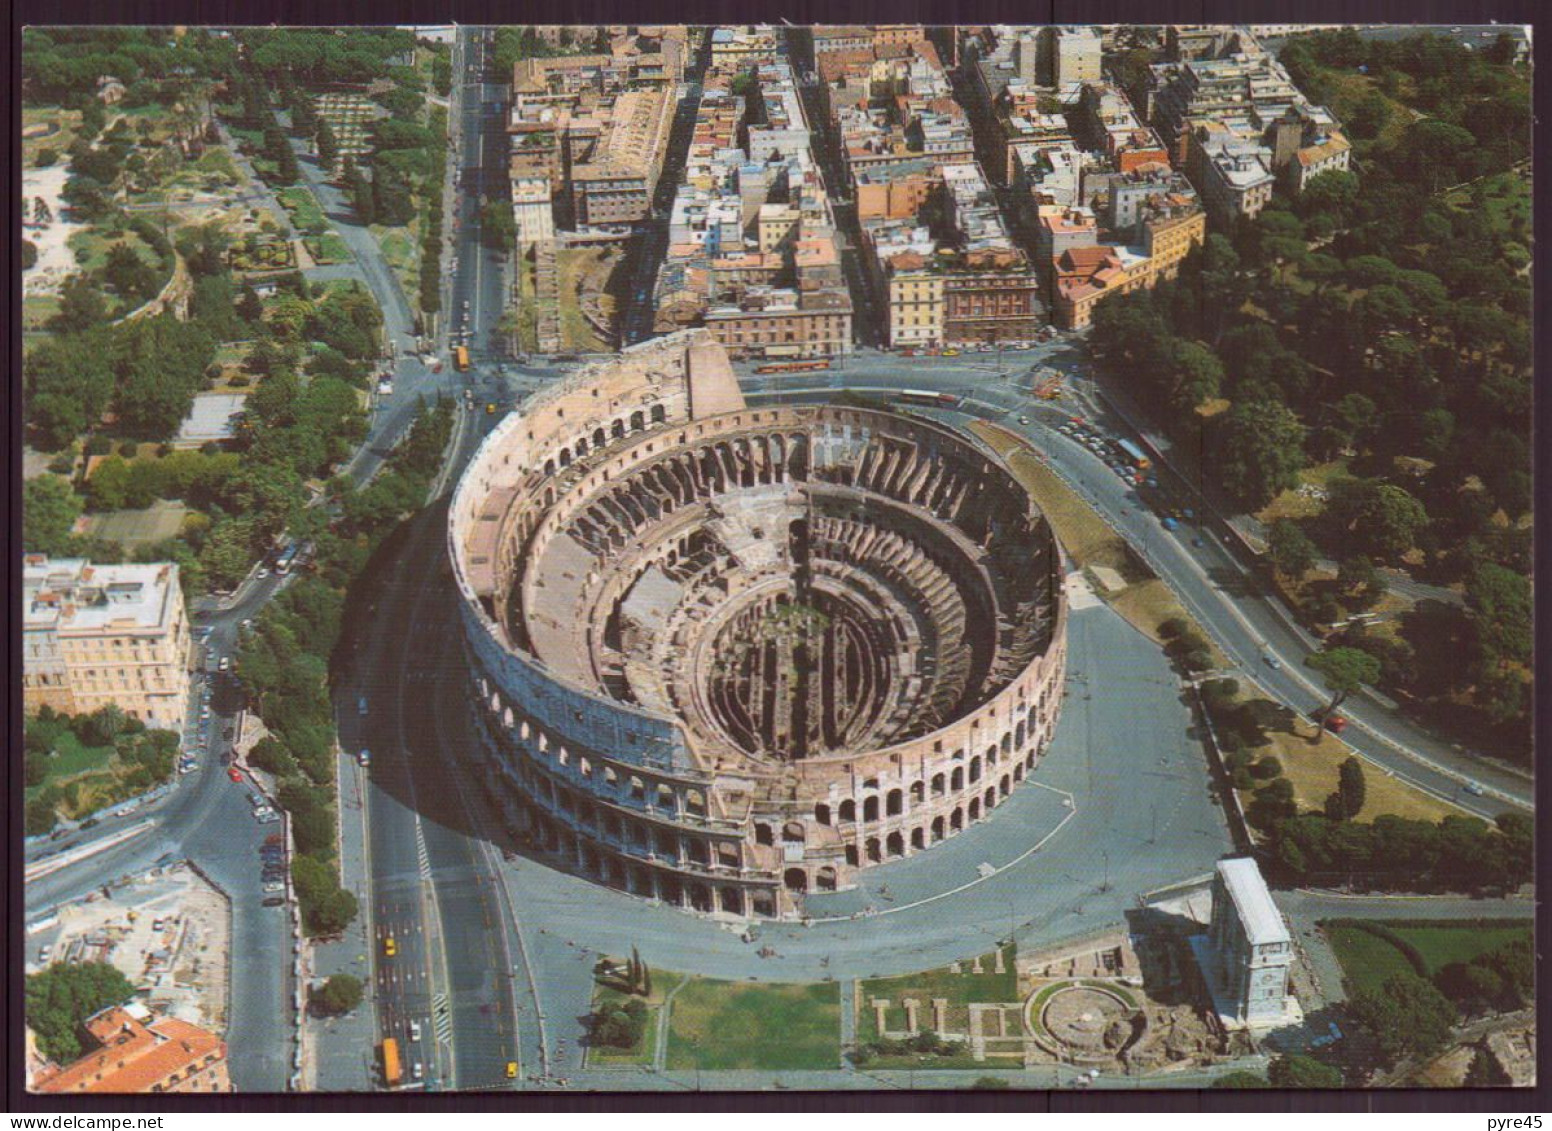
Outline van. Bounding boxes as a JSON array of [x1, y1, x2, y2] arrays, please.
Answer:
[[409, 1021, 422, 1042]]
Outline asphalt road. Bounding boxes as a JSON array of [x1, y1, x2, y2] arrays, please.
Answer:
[[735, 346, 1531, 819]]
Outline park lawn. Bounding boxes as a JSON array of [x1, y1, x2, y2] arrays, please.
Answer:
[[585, 971, 683, 1067], [859, 946, 1018, 1040], [1264, 729, 1456, 823], [1326, 920, 1531, 998], [664, 979, 840, 1071], [84, 500, 189, 548], [1324, 924, 1416, 998], [68, 227, 163, 275], [1231, 693, 1458, 824], [1389, 924, 1532, 977], [25, 732, 115, 803], [306, 231, 352, 265]]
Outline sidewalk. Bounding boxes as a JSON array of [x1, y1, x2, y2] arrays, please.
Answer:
[[305, 749, 377, 1090]]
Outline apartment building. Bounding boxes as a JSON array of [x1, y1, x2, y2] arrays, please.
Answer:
[[23, 556, 192, 730], [33, 1004, 230, 1095]]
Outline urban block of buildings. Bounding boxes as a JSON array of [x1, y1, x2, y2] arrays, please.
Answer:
[[1134, 28, 1351, 225], [22, 555, 193, 731], [31, 1003, 231, 1095], [651, 30, 853, 359], [1190, 857, 1298, 1030], [507, 27, 688, 247]]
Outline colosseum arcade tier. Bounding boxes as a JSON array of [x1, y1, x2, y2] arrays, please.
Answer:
[[449, 331, 1067, 919]]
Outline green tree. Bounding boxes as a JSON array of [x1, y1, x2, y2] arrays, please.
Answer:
[[1336, 757, 1366, 819], [1268, 1053, 1343, 1088], [51, 275, 110, 333], [1266, 519, 1317, 580], [24, 475, 85, 555], [26, 961, 137, 1062], [344, 156, 374, 224], [1349, 972, 1457, 1065], [1213, 398, 1307, 509], [315, 118, 338, 170], [1305, 646, 1380, 736], [482, 200, 517, 252], [311, 974, 364, 1017]]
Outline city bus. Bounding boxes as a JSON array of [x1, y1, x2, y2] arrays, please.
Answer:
[[381, 1038, 402, 1089], [754, 359, 830, 375], [1116, 438, 1152, 471], [453, 346, 471, 372], [898, 389, 961, 407]]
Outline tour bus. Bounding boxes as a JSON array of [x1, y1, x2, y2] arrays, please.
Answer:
[[898, 389, 961, 407], [274, 544, 299, 576], [454, 345, 471, 372], [1116, 438, 1152, 471], [754, 359, 830, 375]]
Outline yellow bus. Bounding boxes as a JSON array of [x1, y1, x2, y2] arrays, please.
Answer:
[[381, 1038, 402, 1089], [454, 346, 470, 372]]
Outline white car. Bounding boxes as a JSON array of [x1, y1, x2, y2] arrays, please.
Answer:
[[256, 568, 270, 580], [218, 657, 230, 672], [263, 881, 285, 894]]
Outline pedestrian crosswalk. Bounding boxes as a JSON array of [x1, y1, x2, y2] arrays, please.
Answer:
[[432, 993, 453, 1043], [415, 819, 432, 881]]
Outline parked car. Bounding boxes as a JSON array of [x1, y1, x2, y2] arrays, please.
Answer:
[[262, 896, 286, 908]]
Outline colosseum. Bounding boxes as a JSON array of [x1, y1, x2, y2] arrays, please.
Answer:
[[449, 330, 1068, 919]]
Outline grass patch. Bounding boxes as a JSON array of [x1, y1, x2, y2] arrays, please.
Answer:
[[305, 231, 352, 265], [858, 947, 1017, 1041], [25, 732, 115, 803], [1253, 459, 1350, 526], [585, 971, 683, 1067], [22, 107, 82, 164], [67, 227, 162, 275], [665, 979, 840, 1071], [83, 499, 189, 548], [370, 221, 420, 306], [556, 247, 612, 353], [277, 186, 327, 233], [1389, 924, 1532, 977], [1239, 711, 1458, 824], [516, 254, 539, 353], [1326, 920, 1531, 998]]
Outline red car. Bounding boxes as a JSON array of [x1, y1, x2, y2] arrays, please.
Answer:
[[227, 767, 243, 783]]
